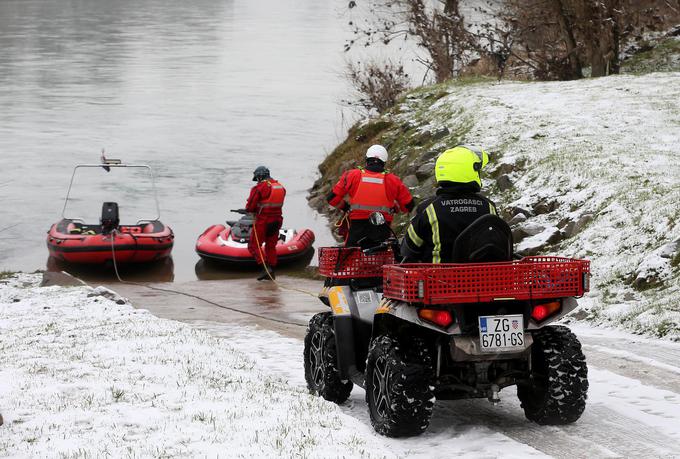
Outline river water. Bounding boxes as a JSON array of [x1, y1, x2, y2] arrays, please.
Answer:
[[0, 0, 355, 281]]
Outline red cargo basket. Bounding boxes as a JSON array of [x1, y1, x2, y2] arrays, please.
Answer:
[[318, 246, 395, 278], [383, 256, 590, 304]]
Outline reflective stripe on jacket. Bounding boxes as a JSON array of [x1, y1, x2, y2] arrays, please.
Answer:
[[402, 186, 497, 263], [257, 179, 286, 210], [348, 170, 394, 217]]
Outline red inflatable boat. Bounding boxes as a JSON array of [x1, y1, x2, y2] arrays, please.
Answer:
[[46, 158, 174, 265], [47, 217, 174, 264], [196, 209, 314, 267]]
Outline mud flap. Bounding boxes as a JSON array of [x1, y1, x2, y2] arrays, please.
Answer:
[[333, 315, 358, 379], [327, 286, 359, 380]]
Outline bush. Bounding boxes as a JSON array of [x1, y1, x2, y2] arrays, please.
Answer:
[[344, 60, 410, 114]]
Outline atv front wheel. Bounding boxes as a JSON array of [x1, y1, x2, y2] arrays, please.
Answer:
[[518, 325, 588, 425], [365, 335, 434, 437], [304, 312, 353, 403]]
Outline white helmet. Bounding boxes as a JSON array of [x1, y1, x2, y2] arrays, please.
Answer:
[[366, 144, 388, 163]]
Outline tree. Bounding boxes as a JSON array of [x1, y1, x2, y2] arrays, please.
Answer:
[[494, 0, 680, 80], [347, 0, 680, 83], [576, 0, 680, 77], [346, 0, 474, 83]]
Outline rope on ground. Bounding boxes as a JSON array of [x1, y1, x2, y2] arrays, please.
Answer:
[[109, 230, 307, 327], [251, 220, 320, 299]]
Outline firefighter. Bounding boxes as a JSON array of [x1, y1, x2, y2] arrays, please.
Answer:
[[327, 145, 414, 247], [245, 166, 286, 280], [401, 146, 498, 263]]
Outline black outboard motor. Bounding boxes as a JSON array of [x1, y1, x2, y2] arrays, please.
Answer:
[[101, 202, 120, 234]]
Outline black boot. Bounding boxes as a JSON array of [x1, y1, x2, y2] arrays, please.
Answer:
[[257, 265, 275, 281]]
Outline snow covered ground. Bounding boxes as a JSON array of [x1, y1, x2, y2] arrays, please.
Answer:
[[0, 274, 393, 458], [0, 274, 542, 458], [199, 321, 680, 459], [393, 72, 680, 339], [3, 274, 680, 458]]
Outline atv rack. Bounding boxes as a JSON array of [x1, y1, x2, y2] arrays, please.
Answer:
[[318, 247, 395, 278], [383, 256, 590, 304]]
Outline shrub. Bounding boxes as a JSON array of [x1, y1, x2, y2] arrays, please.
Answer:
[[344, 60, 410, 114]]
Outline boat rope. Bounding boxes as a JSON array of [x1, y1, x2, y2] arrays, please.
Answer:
[[251, 222, 319, 299], [108, 230, 306, 328]]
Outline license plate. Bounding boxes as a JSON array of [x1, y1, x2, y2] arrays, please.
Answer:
[[478, 315, 525, 352]]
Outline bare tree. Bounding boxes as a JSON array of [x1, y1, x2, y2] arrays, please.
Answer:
[[346, 0, 474, 83], [577, 0, 680, 76], [483, 0, 584, 80], [494, 0, 680, 80], [347, 0, 680, 83]]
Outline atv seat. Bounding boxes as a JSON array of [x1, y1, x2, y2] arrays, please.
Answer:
[[452, 214, 513, 263]]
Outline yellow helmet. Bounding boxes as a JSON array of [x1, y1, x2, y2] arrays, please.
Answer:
[[435, 145, 490, 186]]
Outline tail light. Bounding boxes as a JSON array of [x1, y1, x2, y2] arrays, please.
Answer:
[[531, 301, 561, 322], [418, 309, 454, 328]]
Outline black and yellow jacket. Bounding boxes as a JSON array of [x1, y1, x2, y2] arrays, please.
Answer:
[[401, 183, 498, 263]]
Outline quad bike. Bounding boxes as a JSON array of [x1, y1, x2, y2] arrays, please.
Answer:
[[304, 213, 590, 437]]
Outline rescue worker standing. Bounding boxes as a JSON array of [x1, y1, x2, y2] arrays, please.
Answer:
[[245, 166, 286, 281], [327, 145, 414, 247], [401, 146, 498, 263]]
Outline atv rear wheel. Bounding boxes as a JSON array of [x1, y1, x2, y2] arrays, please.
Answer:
[[304, 312, 353, 404], [518, 325, 588, 425], [365, 335, 434, 437]]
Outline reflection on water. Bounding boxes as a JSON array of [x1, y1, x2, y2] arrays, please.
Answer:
[[44, 248, 316, 284], [46, 256, 175, 283], [246, 281, 284, 309], [0, 0, 351, 280], [193, 249, 315, 281]]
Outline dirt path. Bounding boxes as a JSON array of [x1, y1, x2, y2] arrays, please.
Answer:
[[101, 276, 323, 339]]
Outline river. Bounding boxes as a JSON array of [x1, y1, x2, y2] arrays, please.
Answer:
[[0, 0, 355, 281]]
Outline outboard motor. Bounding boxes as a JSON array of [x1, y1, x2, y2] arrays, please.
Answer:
[[100, 202, 120, 234]]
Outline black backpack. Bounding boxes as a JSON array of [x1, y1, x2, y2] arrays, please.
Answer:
[[452, 214, 513, 263]]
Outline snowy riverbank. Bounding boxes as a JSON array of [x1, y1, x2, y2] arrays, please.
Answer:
[[3, 274, 680, 457], [310, 72, 680, 340], [0, 274, 395, 458]]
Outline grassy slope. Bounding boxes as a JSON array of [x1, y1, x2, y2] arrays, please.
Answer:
[[309, 73, 680, 340], [309, 78, 485, 234], [622, 36, 680, 75]]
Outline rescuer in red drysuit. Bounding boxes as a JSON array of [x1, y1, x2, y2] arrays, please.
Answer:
[[245, 166, 286, 280], [327, 145, 414, 247]]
